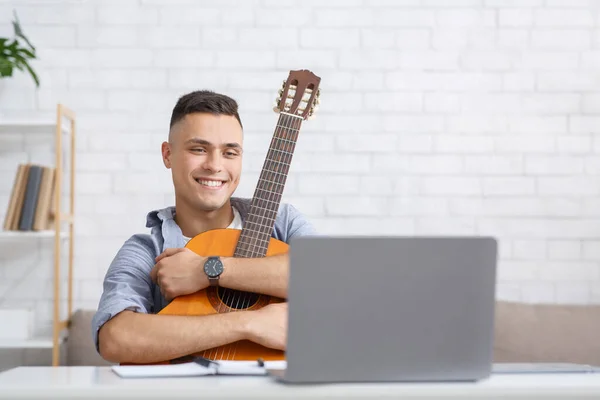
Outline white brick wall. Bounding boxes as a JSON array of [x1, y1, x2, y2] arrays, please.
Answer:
[[0, 0, 600, 338]]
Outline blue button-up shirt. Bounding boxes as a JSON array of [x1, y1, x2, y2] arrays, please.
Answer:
[[91, 197, 317, 352]]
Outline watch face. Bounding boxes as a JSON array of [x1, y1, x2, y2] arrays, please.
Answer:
[[204, 258, 223, 278]]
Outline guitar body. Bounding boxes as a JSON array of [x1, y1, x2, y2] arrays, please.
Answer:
[[158, 228, 288, 361]]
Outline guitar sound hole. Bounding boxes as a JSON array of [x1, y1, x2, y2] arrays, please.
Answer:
[[218, 287, 259, 309]]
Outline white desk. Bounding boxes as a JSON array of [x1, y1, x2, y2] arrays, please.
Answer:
[[0, 367, 600, 400]]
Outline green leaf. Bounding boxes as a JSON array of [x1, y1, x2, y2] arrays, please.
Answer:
[[11, 10, 35, 51], [16, 46, 35, 59], [11, 52, 28, 65], [6, 39, 18, 54], [13, 60, 25, 71], [0, 59, 13, 77], [1, 10, 40, 87], [21, 59, 39, 87]]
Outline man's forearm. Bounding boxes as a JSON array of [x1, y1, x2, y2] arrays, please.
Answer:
[[220, 253, 289, 299], [98, 310, 250, 364]]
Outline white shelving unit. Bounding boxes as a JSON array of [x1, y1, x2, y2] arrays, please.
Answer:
[[0, 104, 76, 365], [0, 120, 70, 133], [0, 231, 68, 239], [0, 337, 66, 349]]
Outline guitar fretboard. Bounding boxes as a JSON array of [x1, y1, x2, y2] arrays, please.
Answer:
[[235, 113, 303, 258]]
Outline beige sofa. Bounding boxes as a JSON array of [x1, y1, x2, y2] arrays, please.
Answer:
[[494, 301, 600, 366], [65, 301, 600, 366]]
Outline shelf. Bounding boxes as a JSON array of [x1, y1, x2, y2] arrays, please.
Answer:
[[0, 105, 76, 366], [0, 230, 69, 239], [0, 120, 70, 134], [0, 336, 65, 349]]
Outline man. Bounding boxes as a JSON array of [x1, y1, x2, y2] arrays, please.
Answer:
[[92, 90, 316, 364]]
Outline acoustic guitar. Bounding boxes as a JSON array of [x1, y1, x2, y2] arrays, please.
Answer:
[[156, 69, 321, 363]]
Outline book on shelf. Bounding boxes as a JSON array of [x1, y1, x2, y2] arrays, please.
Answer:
[[3, 163, 57, 232]]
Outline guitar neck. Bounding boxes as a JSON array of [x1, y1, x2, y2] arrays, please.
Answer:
[[235, 113, 303, 258]]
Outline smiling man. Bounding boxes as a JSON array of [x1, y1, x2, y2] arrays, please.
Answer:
[[92, 90, 316, 364]]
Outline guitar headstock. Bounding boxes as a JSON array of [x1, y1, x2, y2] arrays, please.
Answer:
[[273, 69, 321, 120]]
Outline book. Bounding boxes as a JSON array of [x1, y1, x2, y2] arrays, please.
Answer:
[[2, 163, 56, 232], [3, 164, 27, 231], [111, 359, 287, 379], [19, 165, 43, 231], [33, 166, 56, 231], [8, 164, 31, 231]]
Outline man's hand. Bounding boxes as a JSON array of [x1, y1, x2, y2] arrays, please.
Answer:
[[150, 248, 209, 301], [245, 302, 288, 351]]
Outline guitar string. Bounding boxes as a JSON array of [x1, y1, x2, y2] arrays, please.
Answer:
[[206, 114, 296, 361], [209, 274, 238, 360], [227, 113, 296, 360], [245, 113, 296, 256], [233, 113, 299, 359], [227, 112, 300, 360], [214, 113, 295, 361]]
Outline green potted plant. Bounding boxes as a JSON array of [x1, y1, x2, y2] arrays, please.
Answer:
[[0, 10, 39, 87]]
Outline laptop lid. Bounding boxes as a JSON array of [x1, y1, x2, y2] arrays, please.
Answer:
[[280, 236, 498, 383]]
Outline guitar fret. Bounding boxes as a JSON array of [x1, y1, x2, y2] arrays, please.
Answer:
[[279, 112, 304, 121], [247, 218, 275, 232], [261, 169, 287, 178], [247, 214, 276, 226], [238, 236, 269, 247], [266, 159, 290, 168], [251, 204, 278, 216], [275, 124, 300, 132], [255, 191, 283, 204], [235, 247, 266, 258], [254, 196, 281, 207], [239, 229, 270, 240], [258, 178, 285, 188], [255, 189, 282, 206], [241, 237, 269, 251], [258, 178, 285, 190], [280, 125, 298, 135], [248, 207, 277, 222], [238, 239, 270, 251], [248, 215, 276, 230], [246, 222, 274, 234], [238, 240, 268, 250], [268, 147, 294, 156], [273, 136, 297, 145], [256, 184, 285, 191], [257, 186, 283, 195]]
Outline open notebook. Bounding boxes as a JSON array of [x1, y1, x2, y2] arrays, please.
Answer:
[[112, 359, 287, 378]]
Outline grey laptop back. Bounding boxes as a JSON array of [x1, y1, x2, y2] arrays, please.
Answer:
[[275, 236, 498, 383]]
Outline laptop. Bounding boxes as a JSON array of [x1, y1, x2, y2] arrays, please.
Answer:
[[267, 235, 498, 383]]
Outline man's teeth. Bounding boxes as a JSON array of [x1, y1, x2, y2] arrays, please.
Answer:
[[198, 180, 223, 187]]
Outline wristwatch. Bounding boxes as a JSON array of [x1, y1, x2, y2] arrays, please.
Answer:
[[204, 256, 224, 287]]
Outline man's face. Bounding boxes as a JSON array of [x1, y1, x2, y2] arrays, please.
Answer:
[[162, 112, 243, 212]]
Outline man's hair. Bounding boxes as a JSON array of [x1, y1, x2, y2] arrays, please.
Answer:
[[169, 90, 243, 130]]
